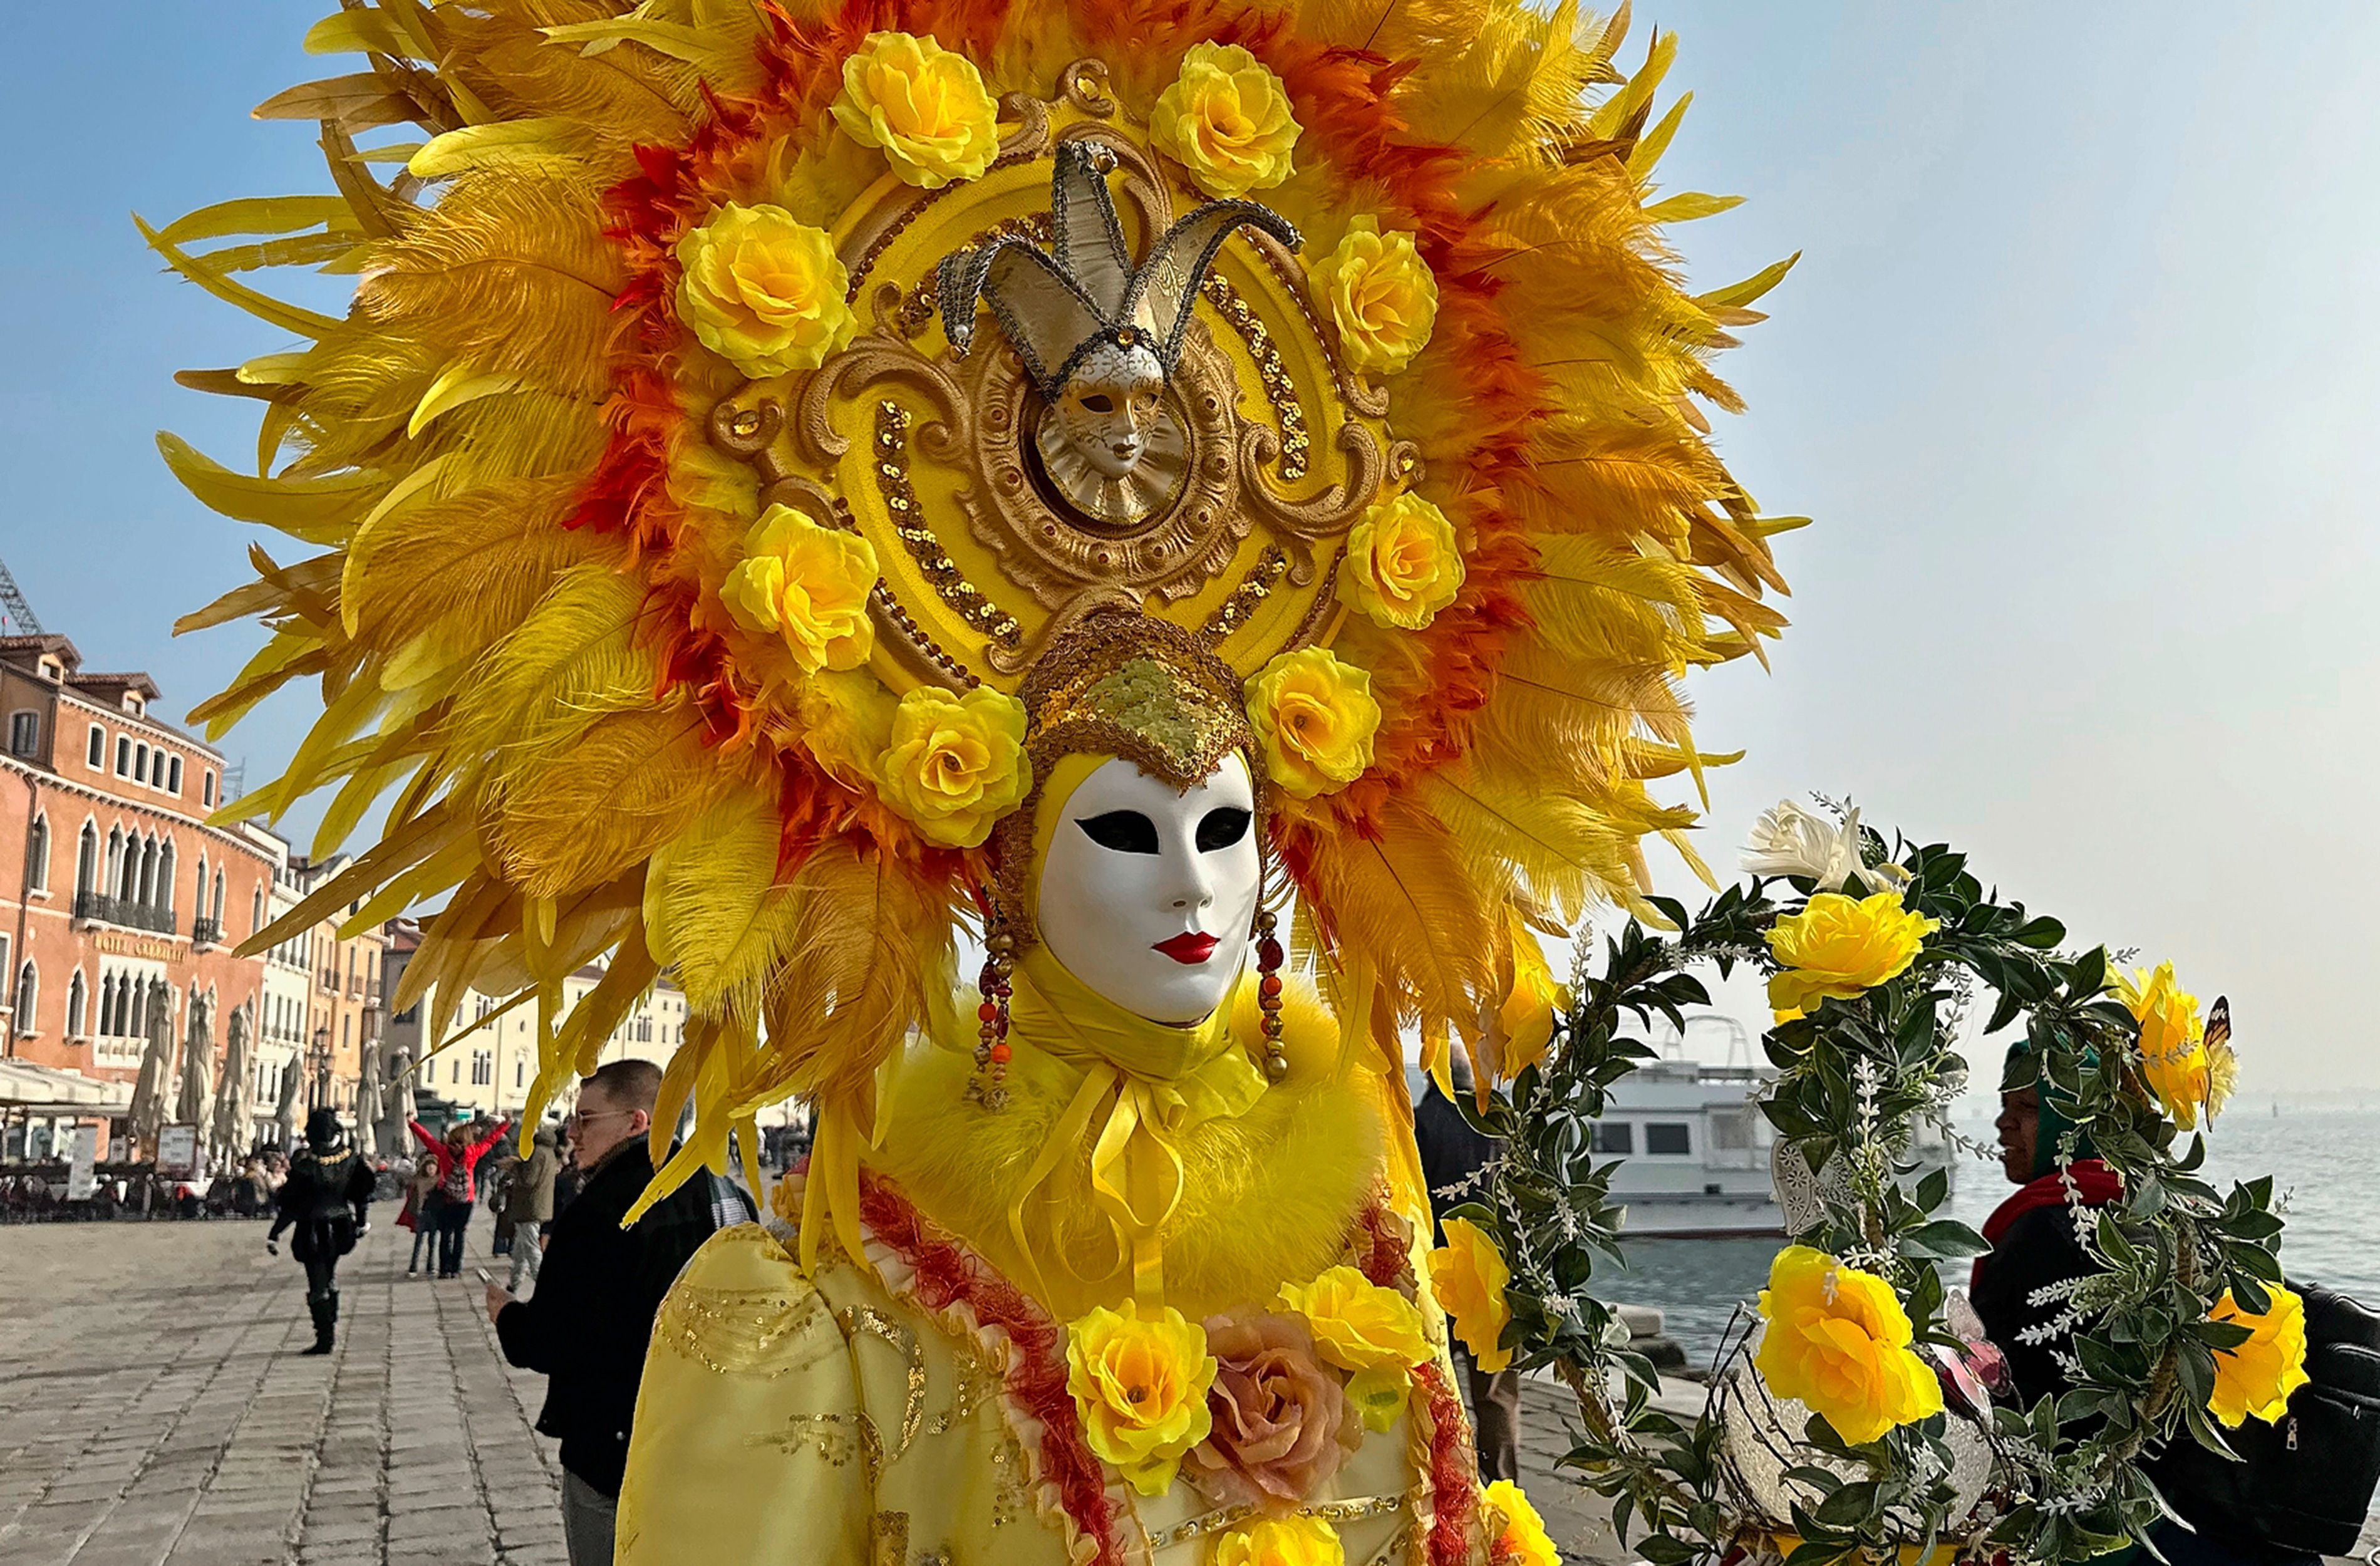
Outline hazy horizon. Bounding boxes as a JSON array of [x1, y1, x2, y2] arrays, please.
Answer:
[[3, 4, 2374, 1090]]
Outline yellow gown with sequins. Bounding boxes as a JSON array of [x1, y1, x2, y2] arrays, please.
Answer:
[[615, 985, 1493, 1566]]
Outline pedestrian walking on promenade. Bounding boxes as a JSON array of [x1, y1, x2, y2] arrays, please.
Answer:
[[409, 1114, 511, 1278], [399, 1156, 439, 1275], [484, 1060, 755, 1566], [266, 1108, 375, 1355], [502, 1124, 561, 1293], [1414, 1054, 1523, 1483]]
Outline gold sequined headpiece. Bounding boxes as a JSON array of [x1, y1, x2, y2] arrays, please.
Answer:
[[991, 609, 1268, 939]]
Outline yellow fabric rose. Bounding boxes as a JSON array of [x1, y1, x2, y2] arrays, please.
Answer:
[[1764, 891, 1939, 1015], [1754, 1245, 1944, 1446], [719, 504, 879, 673], [1337, 490, 1464, 631], [1244, 648, 1379, 800], [2113, 961, 2219, 1128], [1427, 1216, 1514, 1373], [1278, 1265, 1432, 1431], [1482, 1480, 1559, 1566], [1211, 1514, 1343, 1566], [675, 203, 858, 379], [1497, 920, 1569, 1081], [2206, 1284, 2312, 1427], [1151, 42, 1301, 199], [1313, 217, 1440, 376], [829, 31, 998, 189], [874, 685, 1030, 848], [1064, 1302, 1216, 1496]]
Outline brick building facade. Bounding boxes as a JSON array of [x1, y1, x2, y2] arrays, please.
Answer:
[[2, 634, 279, 1154]]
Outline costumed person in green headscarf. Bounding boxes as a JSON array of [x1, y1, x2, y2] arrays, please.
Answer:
[[1971, 1044, 2319, 1566]]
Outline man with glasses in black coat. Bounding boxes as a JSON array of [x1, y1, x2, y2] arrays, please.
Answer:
[[482, 1059, 755, 1566]]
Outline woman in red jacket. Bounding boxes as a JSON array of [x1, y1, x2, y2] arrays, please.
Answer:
[[409, 1116, 512, 1278]]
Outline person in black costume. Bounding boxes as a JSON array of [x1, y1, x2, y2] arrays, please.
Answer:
[[1414, 1052, 1523, 1482], [268, 1107, 376, 1356]]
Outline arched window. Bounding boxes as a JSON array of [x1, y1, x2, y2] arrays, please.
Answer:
[[66, 970, 86, 1037], [77, 821, 97, 898], [251, 886, 264, 937], [106, 827, 125, 898], [212, 870, 225, 925], [202, 771, 216, 807], [101, 973, 119, 1036], [157, 841, 176, 913], [13, 962, 36, 1034], [167, 755, 182, 794], [133, 742, 148, 782], [26, 814, 48, 892], [195, 853, 207, 915]]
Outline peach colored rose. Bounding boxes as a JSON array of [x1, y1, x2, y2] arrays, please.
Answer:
[[1184, 1310, 1361, 1514]]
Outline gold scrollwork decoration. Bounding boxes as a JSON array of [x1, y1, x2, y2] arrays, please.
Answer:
[[1236, 417, 1385, 585]]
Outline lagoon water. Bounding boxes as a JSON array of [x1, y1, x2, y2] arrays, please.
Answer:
[[1587, 1103, 2380, 1371]]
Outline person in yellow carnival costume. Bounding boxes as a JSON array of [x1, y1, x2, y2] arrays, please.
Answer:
[[155, 1, 1798, 1560]]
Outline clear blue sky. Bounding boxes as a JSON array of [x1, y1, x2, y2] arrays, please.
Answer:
[[3, 5, 2375, 1091]]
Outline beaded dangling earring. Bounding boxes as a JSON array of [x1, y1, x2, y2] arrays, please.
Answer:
[[971, 910, 1016, 1110], [1254, 908, 1288, 1084]]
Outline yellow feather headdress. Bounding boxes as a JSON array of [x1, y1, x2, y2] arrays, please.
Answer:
[[159, 0, 1797, 1241]]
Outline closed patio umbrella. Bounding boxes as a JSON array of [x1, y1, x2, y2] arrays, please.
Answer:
[[210, 1005, 252, 1166], [175, 995, 212, 1173]]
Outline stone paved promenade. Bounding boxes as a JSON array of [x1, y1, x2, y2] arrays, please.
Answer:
[[0, 1217, 565, 1566]]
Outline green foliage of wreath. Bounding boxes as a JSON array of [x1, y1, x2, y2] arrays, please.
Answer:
[[1441, 812, 2294, 1566]]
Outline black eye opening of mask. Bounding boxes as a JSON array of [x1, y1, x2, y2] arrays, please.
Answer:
[[1076, 807, 1252, 855]]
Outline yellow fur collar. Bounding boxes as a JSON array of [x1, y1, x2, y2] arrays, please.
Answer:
[[865, 984, 1384, 1321]]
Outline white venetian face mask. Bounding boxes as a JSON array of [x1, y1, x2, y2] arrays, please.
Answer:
[[1035, 753, 1260, 1025]]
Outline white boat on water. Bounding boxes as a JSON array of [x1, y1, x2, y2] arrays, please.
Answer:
[[1414, 1015, 1954, 1238]]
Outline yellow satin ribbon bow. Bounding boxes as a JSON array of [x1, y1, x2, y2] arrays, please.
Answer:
[[1002, 945, 1264, 1309]]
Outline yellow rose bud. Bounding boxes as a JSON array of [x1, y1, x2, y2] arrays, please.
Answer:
[[1211, 1514, 1343, 1566], [1337, 490, 1464, 631], [829, 31, 999, 189], [1278, 1264, 1431, 1431], [874, 685, 1030, 849], [720, 504, 879, 674], [1496, 918, 1569, 1081], [1427, 1216, 1514, 1373], [1482, 1480, 1560, 1566], [1764, 891, 1938, 1015], [1150, 41, 1301, 199], [2205, 1283, 2312, 1427], [2113, 961, 2222, 1129], [1312, 216, 1440, 376], [1063, 1302, 1216, 1496], [1754, 1245, 1944, 1446], [675, 203, 858, 379], [1244, 647, 1379, 801]]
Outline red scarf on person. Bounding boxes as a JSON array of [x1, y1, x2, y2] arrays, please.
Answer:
[[1972, 1158, 2123, 1290]]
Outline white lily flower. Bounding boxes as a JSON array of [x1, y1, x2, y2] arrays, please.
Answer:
[[1742, 800, 1907, 893]]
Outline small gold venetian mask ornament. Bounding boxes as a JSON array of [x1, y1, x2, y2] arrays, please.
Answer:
[[939, 142, 1297, 527]]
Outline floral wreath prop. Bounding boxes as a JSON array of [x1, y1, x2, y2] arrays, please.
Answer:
[[1432, 801, 2302, 1566]]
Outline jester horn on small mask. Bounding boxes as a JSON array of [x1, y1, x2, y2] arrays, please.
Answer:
[[937, 142, 1300, 526]]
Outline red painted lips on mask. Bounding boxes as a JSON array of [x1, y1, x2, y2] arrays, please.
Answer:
[[1152, 931, 1220, 965]]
